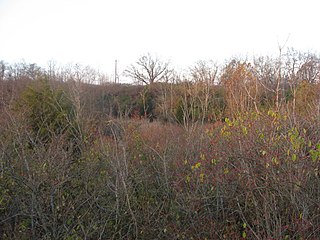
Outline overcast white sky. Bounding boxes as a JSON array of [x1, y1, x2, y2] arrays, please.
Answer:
[[0, 0, 319, 76]]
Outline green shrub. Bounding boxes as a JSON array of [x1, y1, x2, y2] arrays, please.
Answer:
[[18, 79, 77, 145]]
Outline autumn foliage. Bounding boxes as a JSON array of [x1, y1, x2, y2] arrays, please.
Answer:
[[0, 52, 320, 239]]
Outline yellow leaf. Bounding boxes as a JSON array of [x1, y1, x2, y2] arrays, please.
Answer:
[[199, 173, 205, 183], [186, 175, 191, 183]]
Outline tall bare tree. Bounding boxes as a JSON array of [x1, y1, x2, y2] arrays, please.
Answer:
[[125, 53, 170, 85]]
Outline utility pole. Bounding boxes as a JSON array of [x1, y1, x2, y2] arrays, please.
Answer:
[[114, 60, 119, 83]]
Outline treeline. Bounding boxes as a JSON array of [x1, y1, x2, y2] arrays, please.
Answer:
[[0, 49, 320, 239], [1, 49, 320, 124]]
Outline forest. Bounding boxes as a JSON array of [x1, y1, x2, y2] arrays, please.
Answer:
[[0, 48, 320, 239]]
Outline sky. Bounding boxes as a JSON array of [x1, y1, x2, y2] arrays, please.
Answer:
[[0, 0, 319, 79]]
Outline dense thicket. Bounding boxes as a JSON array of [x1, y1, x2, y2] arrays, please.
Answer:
[[0, 51, 320, 239]]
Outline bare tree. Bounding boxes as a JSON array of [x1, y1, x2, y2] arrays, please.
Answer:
[[125, 53, 170, 85], [190, 60, 218, 123], [253, 56, 278, 109], [283, 50, 320, 117], [190, 60, 218, 84], [296, 53, 320, 84]]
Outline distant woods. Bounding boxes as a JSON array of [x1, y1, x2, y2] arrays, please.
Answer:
[[1, 49, 320, 125]]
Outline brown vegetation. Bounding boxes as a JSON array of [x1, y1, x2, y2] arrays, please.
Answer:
[[0, 51, 320, 239]]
